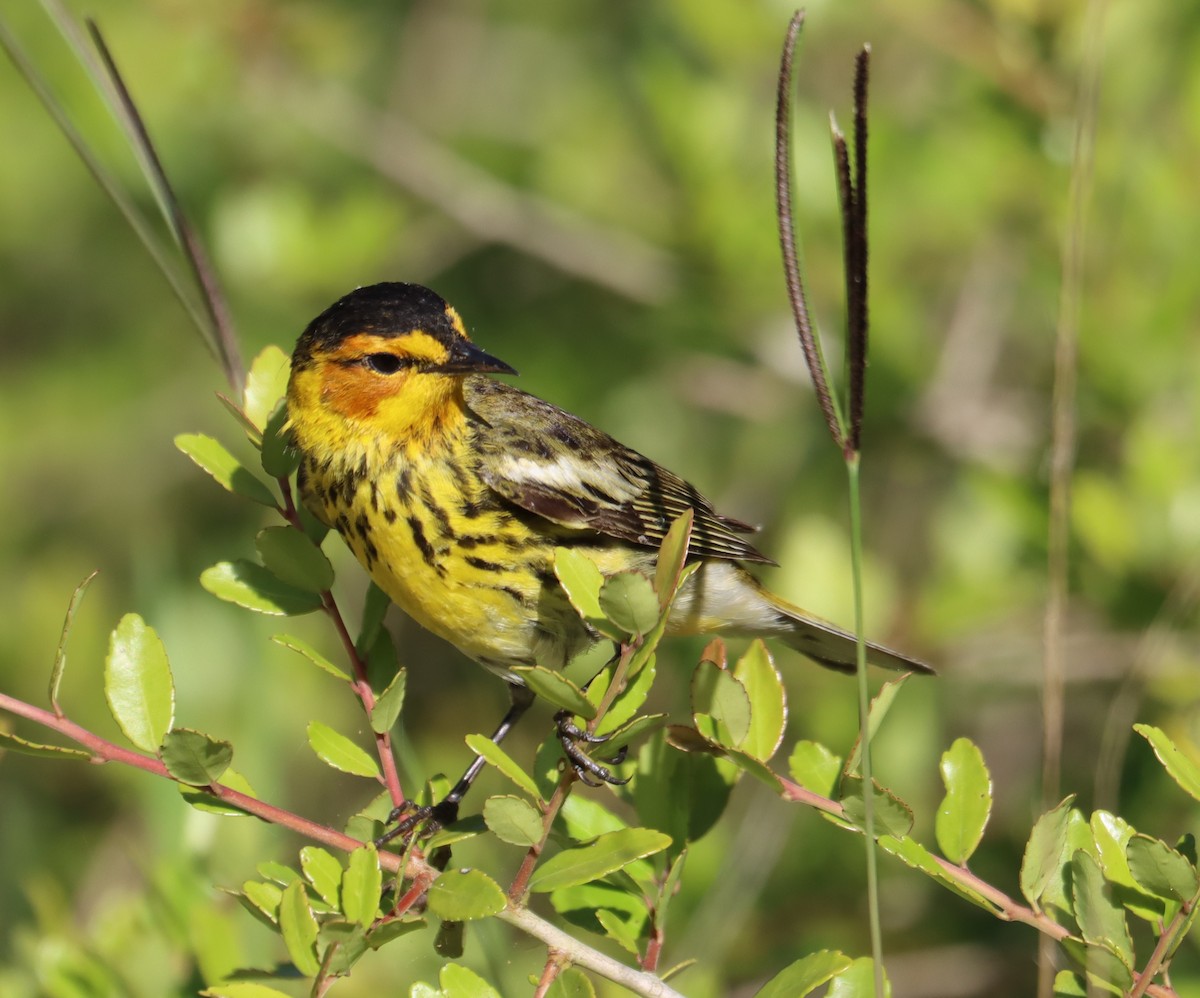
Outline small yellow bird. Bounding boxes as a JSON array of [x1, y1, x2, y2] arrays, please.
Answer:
[[286, 282, 929, 820]]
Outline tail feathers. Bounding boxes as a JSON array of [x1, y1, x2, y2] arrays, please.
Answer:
[[781, 618, 934, 675], [768, 593, 934, 675]]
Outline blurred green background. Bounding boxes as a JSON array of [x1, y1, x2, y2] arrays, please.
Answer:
[[2, 0, 1199, 995]]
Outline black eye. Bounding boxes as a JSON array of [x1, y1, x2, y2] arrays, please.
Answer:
[[364, 353, 405, 375]]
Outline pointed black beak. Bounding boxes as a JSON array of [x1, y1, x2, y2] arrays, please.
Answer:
[[429, 340, 518, 376]]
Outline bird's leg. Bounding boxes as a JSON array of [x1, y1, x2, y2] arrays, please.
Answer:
[[554, 710, 631, 787], [377, 682, 535, 846]]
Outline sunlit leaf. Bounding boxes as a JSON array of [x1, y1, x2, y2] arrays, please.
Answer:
[[301, 846, 343, 909], [371, 667, 407, 734], [935, 737, 992, 865], [877, 836, 1003, 915], [482, 795, 544, 848], [464, 733, 542, 801], [341, 845, 382, 929], [593, 654, 655, 736], [788, 740, 842, 797], [545, 966, 596, 998], [271, 632, 350, 681], [598, 571, 661, 637], [175, 433, 277, 506], [426, 869, 507, 921], [278, 880, 320, 978], [553, 548, 621, 640], [1134, 724, 1200, 803], [844, 674, 909, 776], [754, 949, 854, 997], [734, 640, 787, 762], [201, 560, 323, 616], [104, 612, 174, 751], [1021, 796, 1077, 909], [1090, 812, 1164, 923], [654, 510, 694, 606], [528, 828, 672, 893], [307, 721, 381, 779], [2, 726, 86, 762], [691, 660, 750, 749], [1072, 850, 1133, 971], [202, 983, 294, 998], [179, 767, 257, 816], [243, 345, 291, 430]]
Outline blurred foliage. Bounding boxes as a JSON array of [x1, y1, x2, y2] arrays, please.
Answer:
[[2, 0, 1200, 995]]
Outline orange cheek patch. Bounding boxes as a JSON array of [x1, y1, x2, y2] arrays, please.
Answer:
[[320, 361, 409, 420]]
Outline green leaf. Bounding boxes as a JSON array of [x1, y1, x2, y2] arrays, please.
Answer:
[[754, 949, 854, 997], [371, 667, 407, 734], [1134, 723, 1200, 803], [202, 983, 295, 998], [844, 674, 909, 776], [510, 666, 595, 718], [733, 640, 787, 762], [595, 908, 641, 955], [0, 730, 91, 760], [241, 880, 283, 923], [175, 433, 278, 507], [839, 777, 914, 838], [482, 795, 544, 848], [367, 917, 426, 949], [278, 880, 320, 978], [1052, 971, 1088, 997], [271, 632, 351, 681], [877, 836, 1004, 915], [561, 640, 615, 690], [426, 869, 507, 921], [258, 860, 301, 886], [50, 569, 98, 715], [545, 967, 596, 998], [1072, 850, 1134, 970], [319, 920, 370, 976], [243, 345, 291, 429], [788, 740, 842, 797], [341, 845, 382, 929], [1021, 796, 1077, 909], [161, 728, 233, 785], [553, 548, 621, 640], [104, 612, 174, 751], [827, 958, 891, 997], [1090, 812, 1164, 923], [528, 828, 673, 893], [301, 846, 343, 909], [255, 527, 334, 593], [307, 721, 381, 779], [654, 848, 687, 941], [179, 767, 257, 816], [598, 571, 661, 637], [435, 963, 502, 997], [201, 560, 323, 616], [935, 737, 992, 865], [260, 403, 301, 478], [464, 733, 542, 801], [1126, 834, 1200, 902], [691, 660, 750, 749], [593, 655, 656, 736], [653, 510, 694, 607]]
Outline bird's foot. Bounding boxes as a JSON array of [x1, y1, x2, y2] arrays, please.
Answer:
[[554, 710, 630, 787], [375, 797, 461, 848]]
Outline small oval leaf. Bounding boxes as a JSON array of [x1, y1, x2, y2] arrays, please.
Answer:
[[554, 548, 621, 640], [243, 345, 292, 430], [307, 721, 381, 779], [255, 527, 334, 593], [175, 433, 278, 506], [1126, 834, 1200, 903], [1134, 723, 1200, 803], [463, 733, 542, 801], [598, 572, 661, 637], [371, 668, 407, 735], [341, 845, 382, 929], [511, 666, 595, 719], [734, 640, 787, 762], [935, 737, 992, 865], [426, 869, 507, 921], [201, 560, 323, 616], [1020, 796, 1077, 908], [528, 828, 672, 893], [161, 728, 233, 786], [482, 795, 544, 848], [104, 613, 174, 751], [271, 632, 351, 681], [300, 846, 343, 909], [279, 880, 320, 977], [754, 949, 854, 998]]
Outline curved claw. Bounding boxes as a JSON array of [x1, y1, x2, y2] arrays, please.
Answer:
[[375, 798, 460, 848], [556, 712, 631, 787]]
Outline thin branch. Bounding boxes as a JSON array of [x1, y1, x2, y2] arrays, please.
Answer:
[[84, 19, 244, 394], [774, 9, 844, 447], [0, 690, 684, 998]]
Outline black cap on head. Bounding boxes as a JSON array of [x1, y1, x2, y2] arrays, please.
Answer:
[[295, 282, 460, 359]]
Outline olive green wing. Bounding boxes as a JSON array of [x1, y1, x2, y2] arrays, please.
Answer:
[[466, 378, 773, 564]]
